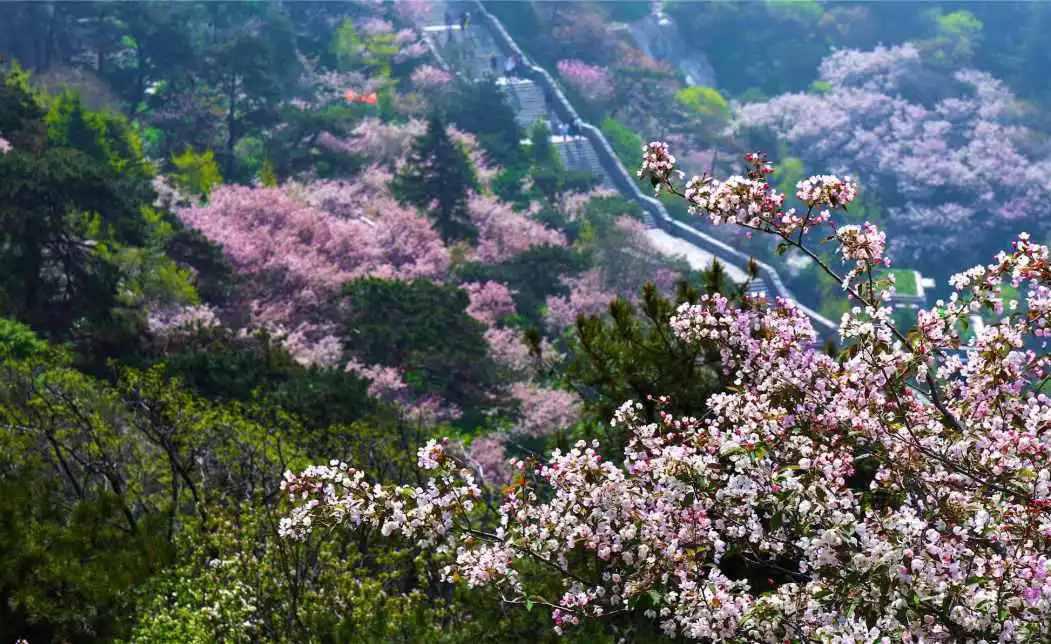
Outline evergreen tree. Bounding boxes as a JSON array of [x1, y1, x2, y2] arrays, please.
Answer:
[[392, 115, 479, 243]]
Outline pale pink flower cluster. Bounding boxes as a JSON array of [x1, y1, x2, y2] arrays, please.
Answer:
[[468, 194, 567, 263], [544, 269, 616, 330], [463, 281, 516, 325], [346, 118, 425, 166], [0, 135, 11, 154], [738, 45, 1051, 263], [393, 41, 429, 64], [509, 382, 582, 438], [484, 327, 534, 375], [638, 141, 679, 189], [283, 331, 344, 369], [468, 435, 512, 486], [392, 0, 431, 23], [817, 43, 921, 93], [345, 360, 461, 426], [279, 440, 482, 543], [447, 128, 498, 187], [177, 184, 448, 344], [359, 18, 393, 36], [147, 304, 221, 338], [557, 188, 618, 222], [556, 59, 614, 104], [283, 147, 1051, 640], [795, 174, 857, 208], [410, 65, 453, 91], [836, 222, 889, 282]]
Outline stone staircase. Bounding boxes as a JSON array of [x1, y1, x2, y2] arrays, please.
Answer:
[[499, 78, 547, 130], [553, 135, 615, 190]]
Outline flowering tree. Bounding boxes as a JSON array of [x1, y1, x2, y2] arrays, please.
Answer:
[[411, 65, 453, 91], [468, 194, 567, 263], [176, 183, 448, 357], [463, 281, 517, 325], [737, 44, 1051, 269], [557, 59, 615, 104], [282, 141, 1051, 640]]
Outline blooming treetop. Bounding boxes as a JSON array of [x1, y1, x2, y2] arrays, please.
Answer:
[[282, 144, 1051, 641], [737, 44, 1051, 266], [556, 59, 615, 104]]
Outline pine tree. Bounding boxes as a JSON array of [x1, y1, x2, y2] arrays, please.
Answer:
[[392, 115, 479, 243]]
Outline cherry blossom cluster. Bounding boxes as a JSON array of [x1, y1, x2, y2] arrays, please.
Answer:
[[282, 143, 1051, 640], [463, 281, 516, 325], [344, 360, 461, 426], [836, 222, 890, 283], [410, 64, 453, 91], [0, 135, 11, 154], [795, 174, 857, 209], [278, 439, 483, 545], [544, 269, 616, 330], [146, 304, 221, 338], [556, 59, 615, 104], [508, 382, 582, 438], [468, 194, 567, 263], [738, 44, 1051, 264], [638, 141, 679, 189]]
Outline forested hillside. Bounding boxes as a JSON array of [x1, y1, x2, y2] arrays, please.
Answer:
[[1, 2, 1049, 642]]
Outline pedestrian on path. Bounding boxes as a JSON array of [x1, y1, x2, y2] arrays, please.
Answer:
[[460, 10, 470, 33], [444, 10, 452, 30]]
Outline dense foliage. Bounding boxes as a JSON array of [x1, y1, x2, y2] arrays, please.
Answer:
[[4, 2, 1051, 641]]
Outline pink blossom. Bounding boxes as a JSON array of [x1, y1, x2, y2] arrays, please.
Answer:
[[738, 46, 1051, 265], [556, 59, 614, 103], [176, 183, 449, 341], [346, 118, 425, 165], [283, 147, 1051, 640], [468, 194, 567, 263], [463, 281, 516, 325], [345, 360, 461, 426], [359, 18, 393, 36], [509, 383, 582, 438], [468, 435, 512, 486], [545, 270, 616, 330], [484, 327, 534, 375], [411, 65, 453, 91], [0, 136, 11, 154]]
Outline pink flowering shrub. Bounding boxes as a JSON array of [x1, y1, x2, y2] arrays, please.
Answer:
[[0, 135, 11, 154], [544, 270, 616, 330], [468, 435, 512, 486], [484, 327, 534, 375], [737, 44, 1051, 265], [463, 281, 516, 325], [176, 184, 448, 341], [345, 118, 426, 166], [411, 65, 453, 91], [468, 194, 567, 263], [509, 382, 582, 438], [557, 59, 614, 104], [282, 146, 1051, 640], [345, 360, 461, 426]]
